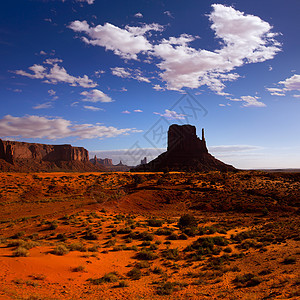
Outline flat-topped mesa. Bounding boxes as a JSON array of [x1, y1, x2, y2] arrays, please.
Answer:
[[0, 139, 103, 172], [167, 124, 208, 154], [132, 124, 236, 172], [0, 139, 88, 163]]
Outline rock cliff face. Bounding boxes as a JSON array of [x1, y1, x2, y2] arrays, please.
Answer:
[[0, 139, 104, 172], [132, 124, 236, 172]]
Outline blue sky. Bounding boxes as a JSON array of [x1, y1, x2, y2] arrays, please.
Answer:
[[0, 0, 299, 169]]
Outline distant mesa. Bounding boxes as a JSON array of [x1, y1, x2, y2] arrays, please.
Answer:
[[0, 139, 105, 172], [90, 156, 130, 172], [132, 124, 236, 172]]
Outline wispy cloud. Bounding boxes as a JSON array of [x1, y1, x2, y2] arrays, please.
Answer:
[[83, 105, 103, 111], [153, 109, 186, 119], [228, 95, 266, 107], [267, 74, 300, 97], [0, 115, 141, 140], [14, 60, 97, 88]]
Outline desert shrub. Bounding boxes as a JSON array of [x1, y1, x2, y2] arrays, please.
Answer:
[[155, 227, 173, 236], [135, 261, 150, 269], [283, 256, 296, 265], [178, 214, 197, 229], [56, 233, 66, 241], [135, 249, 158, 260], [117, 227, 132, 234], [13, 246, 28, 257], [147, 219, 164, 227], [69, 242, 86, 252], [83, 230, 98, 240], [167, 233, 179, 240], [127, 267, 142, 280], [233, 273, 262, 287], [8, 239, 39, 250], [163, 248, 180, 260], [48, 221, 58, 230], [11, 231, 25, 239], [88, 272, 119, 285], [140, 241, 151, 246], [178, 233, 188, 240], [102, 272, 119, 283], [183, 227, 198, 237], [152, 266, 163, 274], [117, 280, 129, 287], [149, 243, 158, 251], [52, 244, 69, 256], [105, 239, 116, 247], [30, 274, 46, 280], [223, 246, 232, 253], [88, 244, 100, 252], [156, 282, 177, 295], [139, 231, 154, 241], [198, 226, 217, 235], [72, 265, 86, 272]]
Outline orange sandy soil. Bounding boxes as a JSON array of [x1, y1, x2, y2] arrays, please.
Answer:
[[0, 171, 299, 299]]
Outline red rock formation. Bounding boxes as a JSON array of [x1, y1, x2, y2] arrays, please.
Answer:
[[0, 139, 105, 172], [132, 124, 236, 172]]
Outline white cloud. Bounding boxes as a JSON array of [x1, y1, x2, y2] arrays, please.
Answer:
[[83, 105, 103, 111], [44, 58, 63, 65], [267, 74, 300, 96], [40, 50, 47, 55], [153, 84, 164, 91], [68, 4, 281, 94], [134, 109, 143, 113], [0, 115, 141, 140], [111, 67, 150, 83], [33, 102, 53, 109], [219, 104, 226, 107], [153, 109, 186, 119], [121, 110, 131, 114], [48, 89, 56, 96], [14, 61, 97, 88], [164, 11, 174, 18], [293, 94, 300, 98], [134, 12, 143, 18], [80, 89, 113, 103], [68, 21, 162, 60], [62, 0, 94, 4], [279, 74, 300, 91], [153, 4, 281, 93], [229, 95, 266, 107]]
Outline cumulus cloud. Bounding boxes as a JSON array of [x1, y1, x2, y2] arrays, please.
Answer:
[[14, 61, 97, 88], [111, 67, 150, 83], [121, 110, 131, 114], [68, 21, 163, 60], [267, 74, 300, 96], [83, 105, 103, 111], [80, 89, 113, 103], [153, 4, 281, 92], [134, 109, 143, 113], [229, 95, 266, 107], [153, 109, 186, 119], [68, 4, 281, 94], [134, 12, 143, 18], [0, 115, 141, 140]]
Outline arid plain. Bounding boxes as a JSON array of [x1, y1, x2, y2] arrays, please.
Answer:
[[0, 171, 299, 300]]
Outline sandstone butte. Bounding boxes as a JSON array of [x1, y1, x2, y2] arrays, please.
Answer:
[[133, 124, 236, 172]]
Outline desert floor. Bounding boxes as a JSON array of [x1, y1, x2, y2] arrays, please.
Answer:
[[0, 171, 299, 299]]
